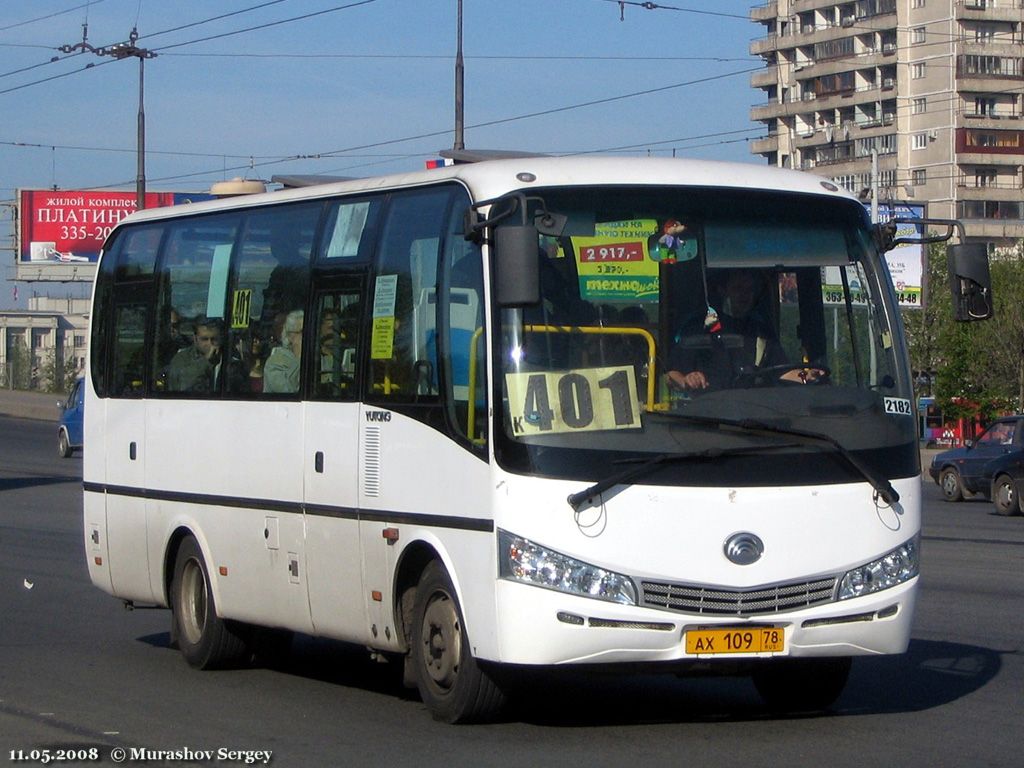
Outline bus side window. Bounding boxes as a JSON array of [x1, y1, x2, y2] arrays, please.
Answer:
[[368, 189, 451, 401], [226, 203, 319, 396], [110, 303, 149, 397], [152, 214, 240, 396], [94, 225, 162, 398], [314, 288, 362, 399]]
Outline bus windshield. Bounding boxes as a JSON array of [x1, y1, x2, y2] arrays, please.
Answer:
[[496, 186, 915, 486]]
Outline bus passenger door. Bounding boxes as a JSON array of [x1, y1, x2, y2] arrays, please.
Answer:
[[303, 280, 369, 642], [104, 297, 155, 603]]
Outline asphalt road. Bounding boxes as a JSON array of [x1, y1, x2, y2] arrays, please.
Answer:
[[1, 414, 1021, 767]]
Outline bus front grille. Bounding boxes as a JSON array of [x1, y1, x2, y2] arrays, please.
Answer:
[[640, 576, 837, 617]]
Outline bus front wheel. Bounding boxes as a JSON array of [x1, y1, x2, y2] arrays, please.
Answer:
[[752, 657, 851, 712], [410, 561, 505, 723], [170, 536, 249, 669]]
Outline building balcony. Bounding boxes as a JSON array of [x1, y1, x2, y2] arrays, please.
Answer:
[[751, 65, 779, 89], [750, 2, 777, 23], [956, 0, 1024, 23], [958, 111, 1024, 129], [751, 135, 780, 156], [750, 96, 813, 122]]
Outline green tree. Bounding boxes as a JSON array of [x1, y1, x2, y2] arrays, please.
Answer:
[[984, 247, 1024, 412], [907, 241, 1024, 423]]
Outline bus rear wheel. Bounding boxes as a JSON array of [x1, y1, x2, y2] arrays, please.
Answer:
[[752, 657, 851, 712], [410, 561, 506, 723], [170, 536, 249, 669]]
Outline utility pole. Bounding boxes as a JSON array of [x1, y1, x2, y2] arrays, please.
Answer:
[[59, 26, 156, 210], [454, 0, 465, 150]]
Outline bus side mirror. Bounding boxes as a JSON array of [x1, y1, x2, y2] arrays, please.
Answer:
[[495, 223, 540, 307], [948, 243, 993, 322]]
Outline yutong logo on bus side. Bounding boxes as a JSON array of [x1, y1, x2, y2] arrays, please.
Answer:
[[365, 410, 392, 423]]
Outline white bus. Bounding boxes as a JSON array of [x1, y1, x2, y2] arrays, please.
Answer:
[[84, 155, 983, 723]]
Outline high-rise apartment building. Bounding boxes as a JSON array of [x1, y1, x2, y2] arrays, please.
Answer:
[[750, 0, 1024, 247]]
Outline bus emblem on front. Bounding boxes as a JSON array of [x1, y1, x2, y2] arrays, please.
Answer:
[[724, 533, 764, 565]]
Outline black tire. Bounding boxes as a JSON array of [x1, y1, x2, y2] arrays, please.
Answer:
[[170, 536, 249, 669], [410, 561, 506, 723], [752, 657, 851, 712], [58, 429, 73, 458], [939, 467, 964, 502], [992, 474, 1019, 516]]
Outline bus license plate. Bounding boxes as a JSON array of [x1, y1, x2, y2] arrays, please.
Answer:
[[685, 627, 785, 655]]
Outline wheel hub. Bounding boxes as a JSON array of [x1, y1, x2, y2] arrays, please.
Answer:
[[421, 593, 461, 689]]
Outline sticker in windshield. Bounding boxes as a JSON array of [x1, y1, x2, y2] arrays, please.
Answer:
[[506, 366, 641, 436], [884, 397, 913, 416], [572, 220, 670, 303]]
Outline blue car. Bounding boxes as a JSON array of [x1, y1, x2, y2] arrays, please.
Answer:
[[928, 416, 1024, 502], [57, 377, 84, 458]]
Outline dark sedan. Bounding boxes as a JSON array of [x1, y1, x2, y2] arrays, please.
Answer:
[[928, 416, 1024, 503]]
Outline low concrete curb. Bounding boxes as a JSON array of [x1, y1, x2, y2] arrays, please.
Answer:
[[0, 389, 64, 422]]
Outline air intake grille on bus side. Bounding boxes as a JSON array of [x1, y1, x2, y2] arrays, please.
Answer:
[[640, 576, 837, 617]]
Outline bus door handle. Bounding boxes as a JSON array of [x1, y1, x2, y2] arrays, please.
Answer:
[[315, 451, 324, 474], [129, 442, 137, 461]]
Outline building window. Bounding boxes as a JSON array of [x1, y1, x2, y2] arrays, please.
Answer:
[[912, 169, 927, 186], [912, 63, 926, 80], [912, 27, 926, 45], [912, 97, 927, 115], [912, 133, 928, 150], [975, 97, 996, 117], [975, 169, 997, 187]]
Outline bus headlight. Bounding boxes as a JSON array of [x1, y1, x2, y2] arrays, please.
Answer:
[[498, 530, 638, 605], [837, 535, 919, 600]]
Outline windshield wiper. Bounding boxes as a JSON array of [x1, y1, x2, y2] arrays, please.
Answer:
[[566, 442, 802, 512], [565, 414, 900, 511]]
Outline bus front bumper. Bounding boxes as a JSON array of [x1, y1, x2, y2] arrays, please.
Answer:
[[490, 577, 916, 666]]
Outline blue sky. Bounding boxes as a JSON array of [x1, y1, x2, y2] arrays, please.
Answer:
[[1, 0, 763, 308]]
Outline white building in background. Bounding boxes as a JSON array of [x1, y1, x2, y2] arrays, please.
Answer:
[[0, 296, 88, 390], [750, 0, 1024, 247]]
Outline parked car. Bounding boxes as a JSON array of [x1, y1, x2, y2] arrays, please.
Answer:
[[987, 452, 1024, 516], [927, 415, 1024, 502], [57, 377, 84, 458]]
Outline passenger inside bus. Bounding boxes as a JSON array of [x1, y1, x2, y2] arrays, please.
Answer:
[[263, 309, 303, 393], [166, 316, 223, 393]]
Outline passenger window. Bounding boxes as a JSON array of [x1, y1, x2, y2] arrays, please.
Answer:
[[110, 302, 148, 397], [313, 285, 363, 399], [92, 224, 163, 397], [226, 203, 319, 396], [153, 214, 240, 395], [368, 189, 451, 401]]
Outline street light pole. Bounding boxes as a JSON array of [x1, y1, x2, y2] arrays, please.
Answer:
[[59, 27, 155, 210]]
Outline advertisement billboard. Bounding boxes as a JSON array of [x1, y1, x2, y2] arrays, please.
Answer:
[[875, 201, 926, 308], [18, 189, 213, 268], [822, 202, 926, 309]]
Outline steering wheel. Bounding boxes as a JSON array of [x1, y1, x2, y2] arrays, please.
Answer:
[[734, 364, 831, 388]]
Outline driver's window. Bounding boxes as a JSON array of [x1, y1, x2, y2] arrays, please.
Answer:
[[980, 423, 1012, 446]]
